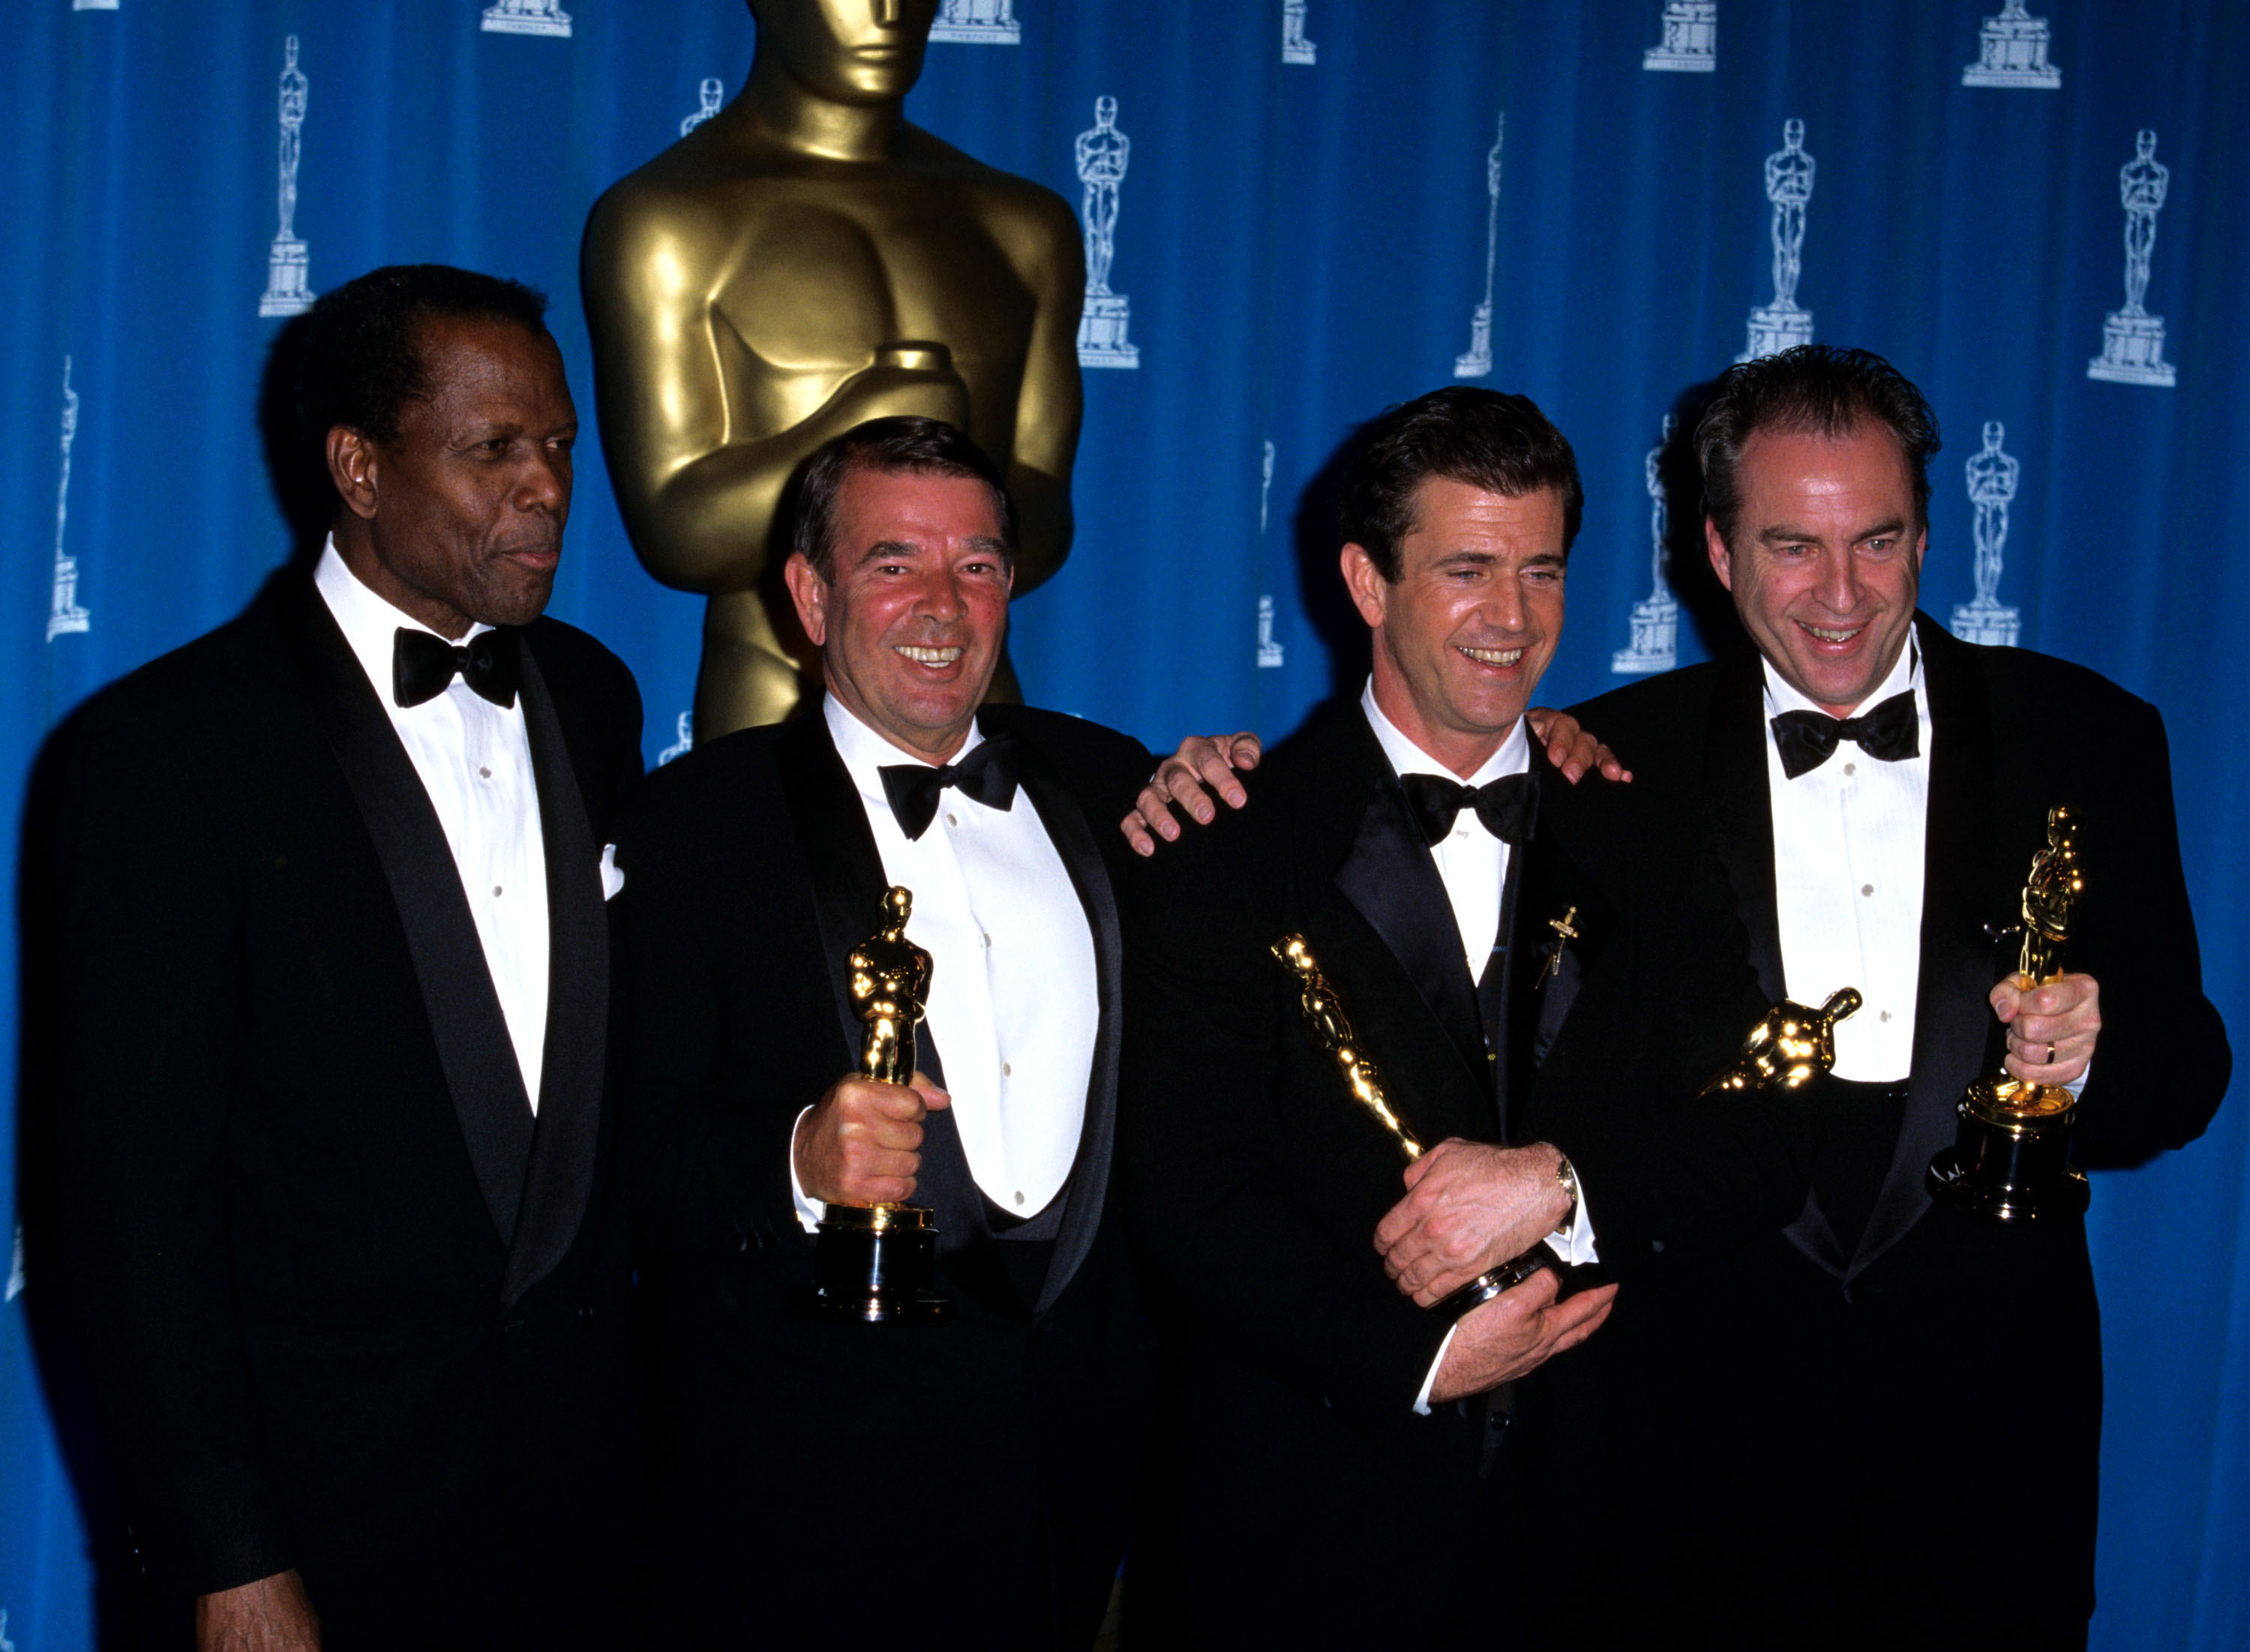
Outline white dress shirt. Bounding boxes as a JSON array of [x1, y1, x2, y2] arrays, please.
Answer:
[[1762, 642, 1930, 1084], [1359, 684, 1597, 1412], [314, 538, 550, 1108], [790, 695, 1100, 1230], [1762, 642, 2086, 1097]]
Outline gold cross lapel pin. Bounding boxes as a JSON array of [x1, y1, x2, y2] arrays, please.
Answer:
[[1540, 905, 1580, 987]]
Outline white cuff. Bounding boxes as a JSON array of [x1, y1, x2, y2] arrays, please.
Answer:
[[1412, 1168, 1598, 1415], [788, 1105, 826, 1234], [1412, 1325, 1458, 1415], [2065, 1058, 2091, 1101], [1544, 1179, 1600, 1267]]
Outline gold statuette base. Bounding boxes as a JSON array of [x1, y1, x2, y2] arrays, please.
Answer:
[[785, 1201, 957, 1325], [1925, 1078, 2090, 1225]]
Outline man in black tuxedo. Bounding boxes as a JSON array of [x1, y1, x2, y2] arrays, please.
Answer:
[[52, 265, 644, 1651], [1542, 346, 2231, 1648], [1120, 388, 1802, 1651], [610, 416, 1248, 1650]]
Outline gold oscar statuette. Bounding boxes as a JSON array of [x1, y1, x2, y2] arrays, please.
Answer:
[[1928, 805, 2092, 1223], [1698, 988, 1864, 1098], [1271, 935, 1552, 1319], [1273, 937, 1870, 1319], [785, 886, 956, 1324], [582, 0, 1084, 737]]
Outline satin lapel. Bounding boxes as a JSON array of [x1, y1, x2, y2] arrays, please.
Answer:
[[500, 647, 604, 1309], [1705, 650, 1786, 1003], [1708, 649, 1847, 1274], [1850, 617, 2000, 1278], [773, 714, 891, 1072], [1500, 831, 1546, 1144], [1502, 775, 1618, 1141], [1011, 747, 1121, 1320], [272, 577, 533, 1249], [1330, 784, 1489, 1090]]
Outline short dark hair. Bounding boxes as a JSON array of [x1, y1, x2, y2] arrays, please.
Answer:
[[789, 417, 1018, 582], [1338, 386, 1584, 581], [1696, 345, 1942, 547], [296, 264, 551, 453]]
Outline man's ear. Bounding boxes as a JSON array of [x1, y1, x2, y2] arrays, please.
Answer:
[[1704, 517, 1735, 592], [782, 552, 830, 648], [1340, 542, 1388, 631], [327, 427, 380, 523]]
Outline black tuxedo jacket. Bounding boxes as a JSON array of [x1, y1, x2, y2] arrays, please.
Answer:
[[1540, 614, 2231, 1648], [609, 704, 1156, 1652], [1120, 700, 1779, 1652], [51, 571, 646, 1649]]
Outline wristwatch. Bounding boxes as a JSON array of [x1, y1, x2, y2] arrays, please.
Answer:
[[1553, 1153, 1581, 1233]]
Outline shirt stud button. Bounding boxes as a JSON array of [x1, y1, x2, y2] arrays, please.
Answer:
[[1013, 1192, 1025, 1207], [478, 766, 491, 779], [981, 932, 992, 948], [1844, 762, 1857, 776], [1861, 883, 1874, 896], [493, 885, 502, 898], [1880, 1010, 1892, 1022], [1000, 1061, 1013, 1078], [946, 811, 959, 828]]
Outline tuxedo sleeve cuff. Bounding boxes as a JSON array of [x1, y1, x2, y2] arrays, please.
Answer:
[[1545, 1181, 1599, 1267], [1412, 1325, 1458, 1415], [788, 1106, 824, 1233]]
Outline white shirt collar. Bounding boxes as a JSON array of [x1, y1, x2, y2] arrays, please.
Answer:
[[1760, 631, 1922, 721], [1359, 677, 1529, 787], [824, 691, 986, 803], [312, 534, 494, 706]]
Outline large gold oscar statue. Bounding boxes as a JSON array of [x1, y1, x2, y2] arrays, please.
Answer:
[[583, 0, 1086, 736]]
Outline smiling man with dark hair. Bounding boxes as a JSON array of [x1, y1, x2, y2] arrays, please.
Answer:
[[1120, 385, 1792, 1651], [609, 414, 1258, 1651], [52, 263, 644, 1651], [1531, 343, 2232, 1648]]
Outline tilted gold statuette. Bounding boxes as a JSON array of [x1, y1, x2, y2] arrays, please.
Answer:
[[1928, 805, 2092, 1223], [1699, 988, 1863, 1097], [787, 886, 956, 1324], [1271, 935, 1552, 1318]]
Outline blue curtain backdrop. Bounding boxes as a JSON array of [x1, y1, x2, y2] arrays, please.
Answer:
[[3, 2, 2244, 1645]]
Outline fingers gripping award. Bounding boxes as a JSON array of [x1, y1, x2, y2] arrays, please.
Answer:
[[787, 886, 958, 1324], [1928, 805, 2093, 1223], [1272, 935, 1553, 1318]]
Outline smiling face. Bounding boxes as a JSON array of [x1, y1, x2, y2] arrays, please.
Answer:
[[751, 0, 938, 105], [1707, 423, 1927, 716], [329, 314, 575, 639], [784, 466, 1012, 762], [1343, 475, 1568, 778]]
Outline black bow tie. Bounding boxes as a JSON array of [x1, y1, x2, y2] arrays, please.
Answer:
[[1770, 691, 1919, 780], [880, 733, 1022, 840], [393, 626, 520, 710], [1399, 770, 1537, 847]]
